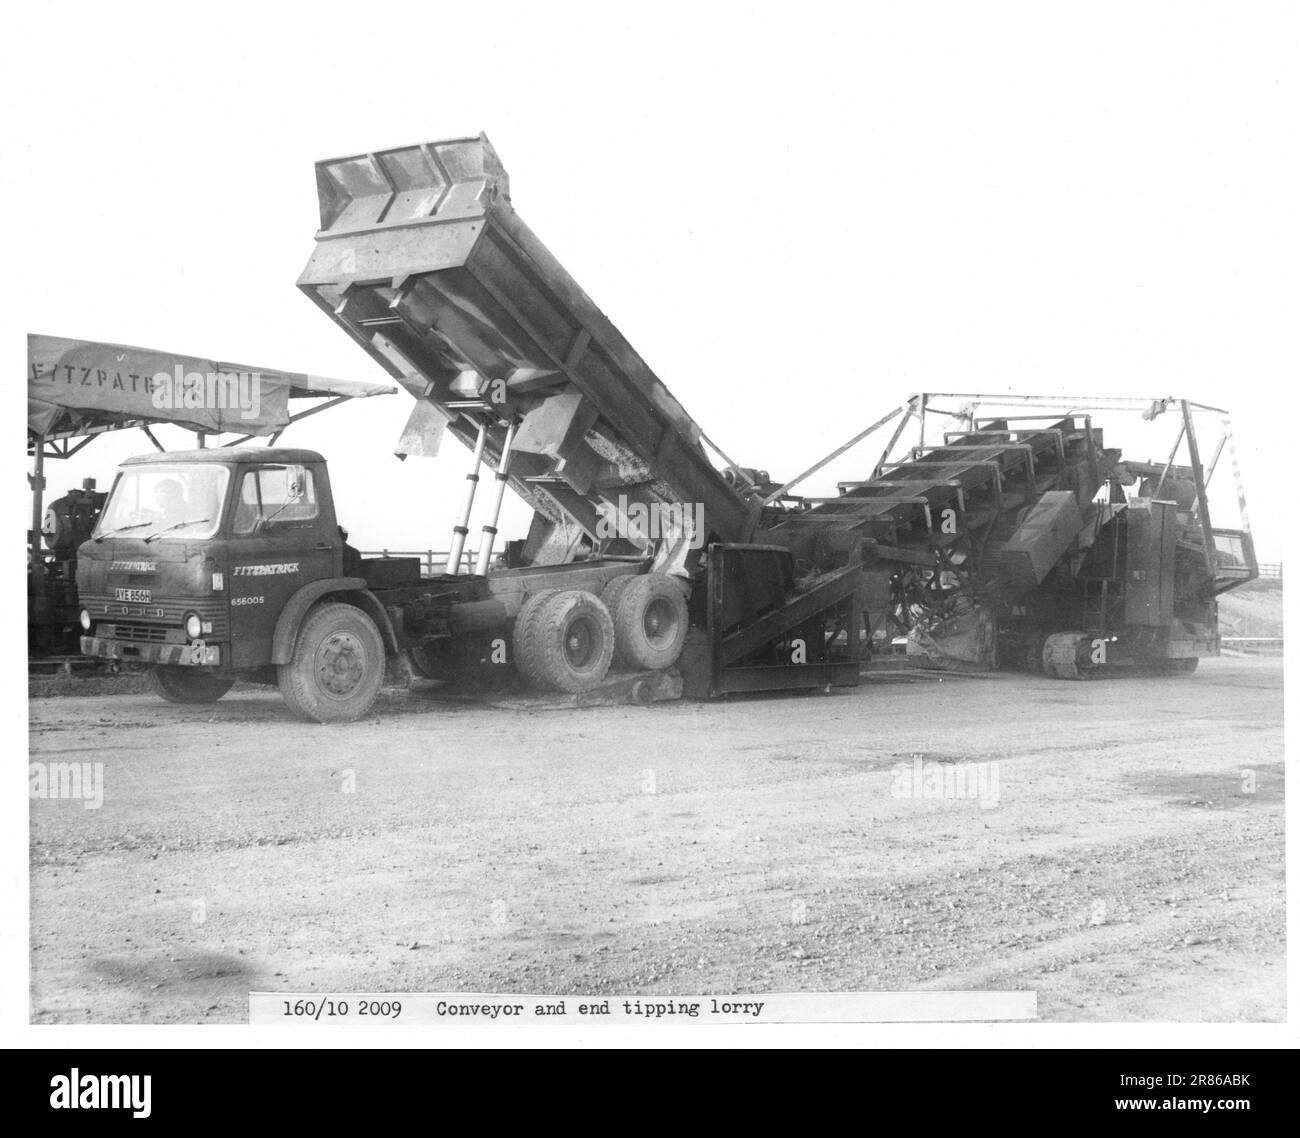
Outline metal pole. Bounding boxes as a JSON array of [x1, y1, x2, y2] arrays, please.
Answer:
[[871, 398, 917, 480], [1203, 424, 1228, 488], [29, 438, 46, 575], [1223, 419, 1251, 534], [699, 432, 750, 485], [763, 402, 908, 504], [1152, 421, 1186, 500], [475, 419, 518, 576], [1181, 400, 1219, 578], [448, 419, 488, 575], [923, 392, 1208, 413], [1083, 415, 1099, 494]]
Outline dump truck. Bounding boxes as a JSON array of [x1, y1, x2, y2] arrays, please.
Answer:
[[76, 135, 1257, 720], [74, 446, 677, 719], [70, 138, 758, 719], [75, 135, 867, 717]]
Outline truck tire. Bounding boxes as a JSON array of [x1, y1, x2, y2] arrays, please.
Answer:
[[277, 601, 385, 723], [1042, 631, 1100, 680], [147, 666, 235, 704], [406, 643, 450, 682], [512, 588, 614, 693], [601, 574, 636, 619], [608, 573, 689, 670], [510, 588, 563, 689]]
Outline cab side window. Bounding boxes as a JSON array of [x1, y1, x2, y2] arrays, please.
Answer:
[[233, 465, 319, 535]]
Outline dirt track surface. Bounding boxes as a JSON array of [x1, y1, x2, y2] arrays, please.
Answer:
[[30, 657, 1284, 1024]]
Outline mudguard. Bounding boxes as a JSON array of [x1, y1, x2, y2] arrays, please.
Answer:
[[271, 578, 399, 664]]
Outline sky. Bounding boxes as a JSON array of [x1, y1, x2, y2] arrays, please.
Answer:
[[8, 1, 1296, 563]]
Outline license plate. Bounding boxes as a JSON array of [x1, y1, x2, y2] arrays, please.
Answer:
[[114, 587, 152, 603]]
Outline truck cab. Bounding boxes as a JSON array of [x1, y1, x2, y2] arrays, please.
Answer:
[[77, 446, 684, 722], [77, 448, 397, 722]]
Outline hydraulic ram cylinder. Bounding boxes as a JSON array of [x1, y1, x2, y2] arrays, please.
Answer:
[[475, 418, 517, 575], [448, 419, 488, 575]]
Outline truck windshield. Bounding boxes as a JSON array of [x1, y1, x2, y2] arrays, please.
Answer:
[[95, 465, 230, 542]]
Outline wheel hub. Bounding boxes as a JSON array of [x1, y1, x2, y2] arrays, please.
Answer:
[[643, 599, 674, 645], [316, 630, 366, 697], [565, 618, 595, 668]]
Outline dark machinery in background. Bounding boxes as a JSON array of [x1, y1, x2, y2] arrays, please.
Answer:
[[29, 479, 107, 654], [757, 395, 1256, 683]]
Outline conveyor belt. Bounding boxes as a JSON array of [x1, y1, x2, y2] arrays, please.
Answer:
[[761, 419, 1108, 562]]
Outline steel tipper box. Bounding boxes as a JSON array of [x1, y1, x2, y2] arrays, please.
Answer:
[[296, 134, 759, 574]]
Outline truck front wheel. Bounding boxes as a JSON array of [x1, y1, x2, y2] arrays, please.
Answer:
[[277, 601, 385, 723], [147, 666, 235, 704]]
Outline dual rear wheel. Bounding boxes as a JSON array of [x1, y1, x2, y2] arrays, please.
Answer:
[[150, 576, 687, 716], [511, 573, 688, 694]]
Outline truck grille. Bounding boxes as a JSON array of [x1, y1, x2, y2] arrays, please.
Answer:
[[102, 623, 184, 644], [82, 595, 229, 639]]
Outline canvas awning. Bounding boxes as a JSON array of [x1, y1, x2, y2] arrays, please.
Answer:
[[28, 333, 394, 443]]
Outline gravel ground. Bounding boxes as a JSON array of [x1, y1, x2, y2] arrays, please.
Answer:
[[29, 656, 1284, 1024]]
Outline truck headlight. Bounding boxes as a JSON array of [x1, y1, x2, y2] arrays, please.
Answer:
[[184, 612, 203, 639], [80, 609, 92, 631]]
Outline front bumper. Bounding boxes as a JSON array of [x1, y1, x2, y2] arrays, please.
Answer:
[[80, 636, 222, 666]]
